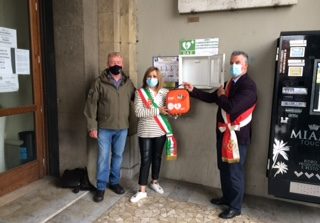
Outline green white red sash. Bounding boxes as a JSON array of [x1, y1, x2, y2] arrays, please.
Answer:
[[218, 80, 256, 163], [137, 88, 177, 160]]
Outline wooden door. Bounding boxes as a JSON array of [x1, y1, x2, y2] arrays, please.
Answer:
[[0, 0, 46, 195]]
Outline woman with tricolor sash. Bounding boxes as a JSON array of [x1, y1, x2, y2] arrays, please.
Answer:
[[130, 66, 176, 203]]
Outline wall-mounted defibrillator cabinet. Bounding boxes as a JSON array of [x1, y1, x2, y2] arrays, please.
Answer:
[[178, 54, 225, 89]]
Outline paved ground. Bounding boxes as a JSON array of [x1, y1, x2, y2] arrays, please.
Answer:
[[94, 194, 263, 223], [0, 177, 319, 223]]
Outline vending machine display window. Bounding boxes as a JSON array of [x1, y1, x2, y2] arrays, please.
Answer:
[[309, 60, 320, 115]]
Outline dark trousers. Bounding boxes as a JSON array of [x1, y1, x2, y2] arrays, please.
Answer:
[[138, 135, 166, 185], [217, 140, 248, 212]]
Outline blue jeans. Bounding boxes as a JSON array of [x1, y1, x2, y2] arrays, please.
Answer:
[[96, 128, 128, 191]]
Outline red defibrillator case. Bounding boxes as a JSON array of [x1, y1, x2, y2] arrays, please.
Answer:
[[166, 89, 190, 116]]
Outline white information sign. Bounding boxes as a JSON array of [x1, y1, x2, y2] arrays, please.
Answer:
[[0, 27, 30, 92], [290, 47, 305, 57], [0, 74, 19, 92], [153, 56, 179, 83], [281, 101, 306, 107], [0, 27, 17, 48], [180, 38, 219, 56], [288, 59, 305, 67], [0, 47, 13, 74], [282, 87, 308, 95], [289, 40, 307, 47], [15, 49, 30, 75]]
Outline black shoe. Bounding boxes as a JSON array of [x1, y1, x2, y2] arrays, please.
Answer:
[[218, 208, 241, 219], [210, 197, 228, 206], [109, 184, 125, 194], [93, 190, 105, 202]]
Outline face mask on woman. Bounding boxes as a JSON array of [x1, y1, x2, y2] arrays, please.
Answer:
[[146, 77, 158, 88], [230, 64, 242, 78]]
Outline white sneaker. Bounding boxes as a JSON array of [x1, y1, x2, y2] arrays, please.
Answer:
[[130, 191, 147, 203], [150, 182, 164, 194]]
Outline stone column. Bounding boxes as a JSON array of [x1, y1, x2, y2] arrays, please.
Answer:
[[97, 0, 139, 179]]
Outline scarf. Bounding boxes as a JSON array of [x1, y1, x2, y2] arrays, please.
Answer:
[[218, 80, 256, 163]]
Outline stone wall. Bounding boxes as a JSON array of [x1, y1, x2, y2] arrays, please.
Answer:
[[53, 0, 140, 180]]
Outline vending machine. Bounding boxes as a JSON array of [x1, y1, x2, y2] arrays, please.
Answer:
[[267, 31, 320, 203]]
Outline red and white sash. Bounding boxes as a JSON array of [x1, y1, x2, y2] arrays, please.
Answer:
[[218, 80, 256, 163], [138, 88, 177, 160]]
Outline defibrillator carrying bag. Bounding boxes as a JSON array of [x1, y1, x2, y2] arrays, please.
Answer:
[[166, 89, 190, 116], [59, 167, 96, 193]]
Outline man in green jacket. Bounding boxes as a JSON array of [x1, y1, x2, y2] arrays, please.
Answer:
[[84, 52, 135, 202]]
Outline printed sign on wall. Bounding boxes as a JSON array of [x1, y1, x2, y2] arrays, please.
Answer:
[[153, 56, 179, 88], [179, 38, 219, 56]]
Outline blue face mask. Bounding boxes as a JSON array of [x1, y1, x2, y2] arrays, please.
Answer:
[[230, 64, 242, 78], [146, 77, 158, 88]]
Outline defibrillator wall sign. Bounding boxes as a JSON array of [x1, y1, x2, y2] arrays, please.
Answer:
[[179, 38, 219, 56]]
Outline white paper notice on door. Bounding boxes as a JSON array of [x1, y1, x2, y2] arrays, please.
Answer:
[[0, 74, 19, 92], [0, 47, 13, 74], [0, 27, 17, 48], [15, 49, 30, 75]]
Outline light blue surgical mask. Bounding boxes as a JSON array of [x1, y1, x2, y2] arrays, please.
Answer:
[[230, 64, 242, 78], [146, 77, 158, 88]]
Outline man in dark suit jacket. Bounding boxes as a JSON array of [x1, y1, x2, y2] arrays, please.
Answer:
[[184, 51, 257, 219]]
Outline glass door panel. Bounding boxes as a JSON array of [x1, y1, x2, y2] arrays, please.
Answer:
[[0, 112, 35, 173]]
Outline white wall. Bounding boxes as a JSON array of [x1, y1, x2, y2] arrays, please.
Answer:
[[136, 0, 320, 197]]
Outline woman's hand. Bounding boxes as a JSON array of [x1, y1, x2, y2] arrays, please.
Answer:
[[159, 106, 169, 115]]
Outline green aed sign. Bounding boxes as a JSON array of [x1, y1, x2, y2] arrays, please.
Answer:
[[179, 38, 219, 55], [179, 39, 196, 55]]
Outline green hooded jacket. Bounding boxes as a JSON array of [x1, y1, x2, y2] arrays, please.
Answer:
[[83, 69, 135, 131]]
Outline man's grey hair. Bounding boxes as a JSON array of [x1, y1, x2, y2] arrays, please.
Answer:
[[108, 52, 122, 60], [231, 51, 249, 64]]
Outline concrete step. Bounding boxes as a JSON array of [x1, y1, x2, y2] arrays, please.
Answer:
[[0, 177, 88, 223]]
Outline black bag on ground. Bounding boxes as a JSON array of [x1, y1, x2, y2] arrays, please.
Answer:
[[60, 167, 96, 193]]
